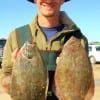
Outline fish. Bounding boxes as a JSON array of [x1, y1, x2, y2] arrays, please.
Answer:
[[53, 36, 93, 100], [10, 40, 48, 100]]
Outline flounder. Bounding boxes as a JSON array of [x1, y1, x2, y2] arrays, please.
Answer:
[[53, 36, 93, 100], [10, 40, 48, 100]]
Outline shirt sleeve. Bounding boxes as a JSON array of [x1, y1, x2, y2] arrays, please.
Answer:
[[1, 30, 18, 74]]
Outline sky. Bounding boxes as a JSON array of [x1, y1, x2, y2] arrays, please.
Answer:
[[0, 0, 100, 42]]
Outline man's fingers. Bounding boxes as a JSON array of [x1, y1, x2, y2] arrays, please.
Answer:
[[56, 57, 60, 64], [0, 74, 12, 94], [11, 48, 19, 63]]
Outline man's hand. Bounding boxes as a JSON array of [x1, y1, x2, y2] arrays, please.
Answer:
[[56, 57, 60, 64], [11, 48, 19, 64], [0, 73, 12, 94]]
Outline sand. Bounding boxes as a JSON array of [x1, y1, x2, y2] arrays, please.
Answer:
[[92, 64, 100, 100], [0, 64, 100, 100]]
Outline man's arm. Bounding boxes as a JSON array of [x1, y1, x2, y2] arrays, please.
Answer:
[[0, 30, 19, 94]]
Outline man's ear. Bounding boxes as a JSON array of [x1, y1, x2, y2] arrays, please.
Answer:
[[34, 0, 36, 3], [61, 0, 65, 5]]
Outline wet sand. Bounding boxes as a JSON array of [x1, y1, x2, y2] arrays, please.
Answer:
[[92, 64, 100, 100], [0, 64, 100, 100]]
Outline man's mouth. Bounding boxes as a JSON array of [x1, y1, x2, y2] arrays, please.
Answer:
[[42, 3, 55, 10]]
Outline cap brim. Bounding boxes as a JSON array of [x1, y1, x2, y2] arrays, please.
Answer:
[[27, 0, 70, 3]]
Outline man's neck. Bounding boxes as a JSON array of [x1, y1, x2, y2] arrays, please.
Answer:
[[37, 13, 60, 28]]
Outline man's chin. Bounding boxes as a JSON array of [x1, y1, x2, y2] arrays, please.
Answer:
[[42, 13, 56, 17], [40, 10, 56, 17]]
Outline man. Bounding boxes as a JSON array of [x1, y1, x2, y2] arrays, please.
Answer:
[[1, 0, 94, 100]]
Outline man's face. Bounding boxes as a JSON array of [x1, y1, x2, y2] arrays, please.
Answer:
[[34, 0, 64, 17]]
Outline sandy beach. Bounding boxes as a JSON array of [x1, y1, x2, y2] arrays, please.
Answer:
[[0, 64, 100, 100], [92, 64, 100, 100]]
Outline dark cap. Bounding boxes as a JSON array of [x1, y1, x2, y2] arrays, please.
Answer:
[[27, 0, 70, 3]]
